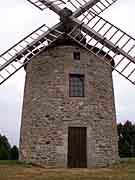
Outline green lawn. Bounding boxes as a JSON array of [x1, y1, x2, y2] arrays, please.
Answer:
[[0, 159, 135, 180]]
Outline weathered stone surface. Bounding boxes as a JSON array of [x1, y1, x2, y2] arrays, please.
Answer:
[[20, 45, 119, 168]]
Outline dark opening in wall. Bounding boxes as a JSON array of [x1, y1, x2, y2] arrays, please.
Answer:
[[46, 141, 51, 145], [73, 51, 80, 60]]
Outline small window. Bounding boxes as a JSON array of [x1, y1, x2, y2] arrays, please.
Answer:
[[69, 74, 84, 97], [73, 52, 80, 60]]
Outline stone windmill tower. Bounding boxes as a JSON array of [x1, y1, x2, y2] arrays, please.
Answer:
[[0, 0, 135, 168]]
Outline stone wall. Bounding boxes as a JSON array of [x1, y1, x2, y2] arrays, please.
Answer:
[[20, 45, 119, 168]]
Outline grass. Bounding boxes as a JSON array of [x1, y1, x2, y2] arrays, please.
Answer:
[[0, 159, 135, 180]]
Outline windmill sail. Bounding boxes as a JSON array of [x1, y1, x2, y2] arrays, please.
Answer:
[[27, 0, 66, 11], [0, 24, 63, 85], [27, 0, 118, 18], [68, 12, 135, 85], [70, 0, 117, 18], [1, 0, 135, 86]]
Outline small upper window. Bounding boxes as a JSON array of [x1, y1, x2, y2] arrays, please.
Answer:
[[73, 51, 80, 60], [69, 74, 84, 97]]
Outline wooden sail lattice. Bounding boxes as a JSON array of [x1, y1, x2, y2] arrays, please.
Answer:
[[68, 11, 135, 84], [27, 0, 67, 10], [0, 24, 63, 85], [69, 0, 118, 18]]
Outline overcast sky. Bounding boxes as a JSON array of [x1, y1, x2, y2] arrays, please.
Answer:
[[0, 0, 135, 146]]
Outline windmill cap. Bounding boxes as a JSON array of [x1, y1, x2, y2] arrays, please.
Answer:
[[24, 35, 114, 69]]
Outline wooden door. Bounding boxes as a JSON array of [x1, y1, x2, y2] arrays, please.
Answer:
[[68, 127, 87, 168]]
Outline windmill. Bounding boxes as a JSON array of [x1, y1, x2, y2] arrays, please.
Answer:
[[0, 0, 135, 168]]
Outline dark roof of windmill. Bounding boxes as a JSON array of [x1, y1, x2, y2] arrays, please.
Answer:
[[24, 34, 114, 69]]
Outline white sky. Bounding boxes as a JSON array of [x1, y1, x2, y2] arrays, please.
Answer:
[[0, 0, 135, 146]]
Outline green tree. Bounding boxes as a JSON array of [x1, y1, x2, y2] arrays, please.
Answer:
[[10, 146, 19, 160], [0, 135, 11, 160], [0, 135, 11, 150], [118, 121, 135, 157], [0, 146, 10, 160]]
